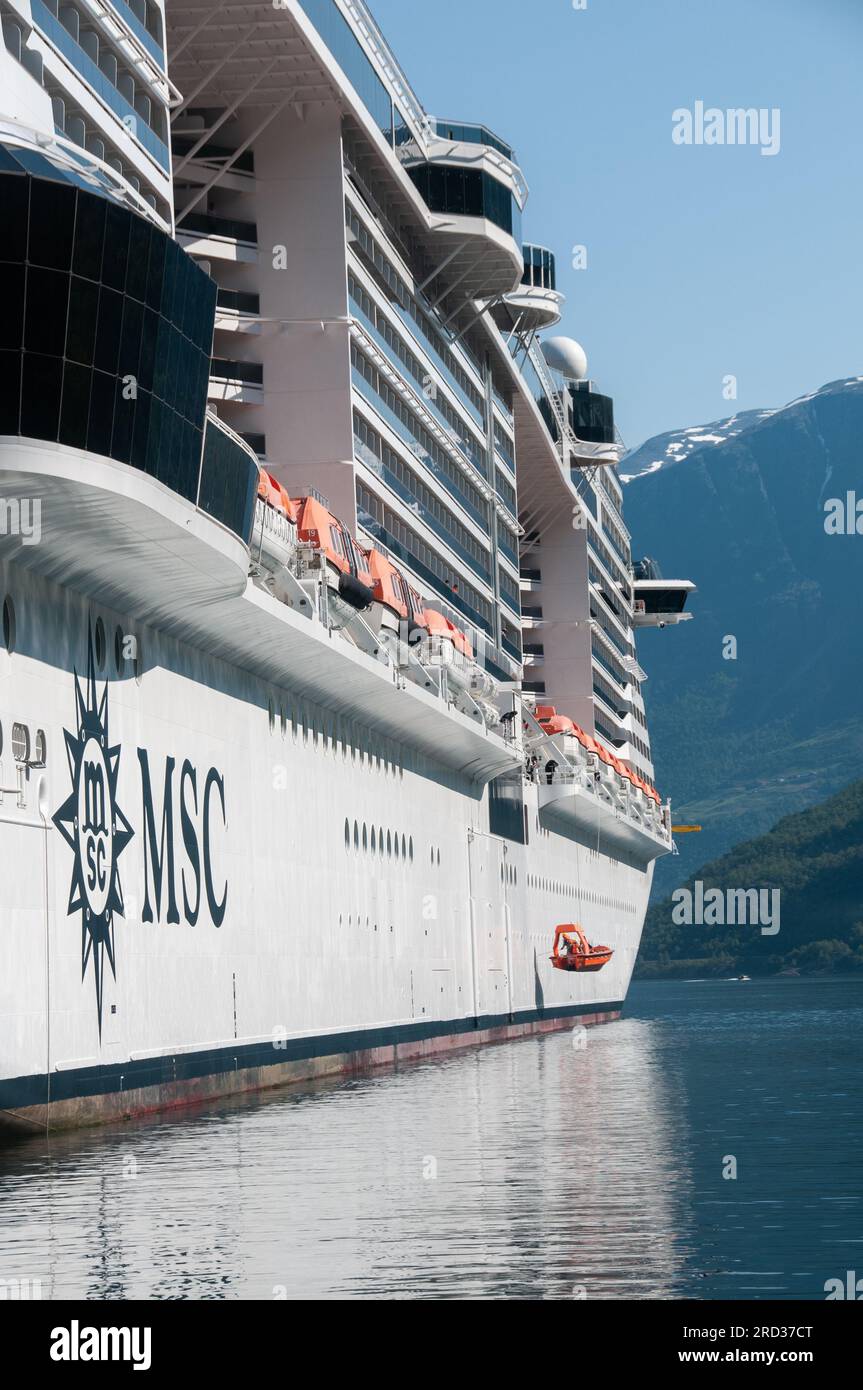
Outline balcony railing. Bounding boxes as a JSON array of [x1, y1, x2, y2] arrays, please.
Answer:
[[210, 358, 263, 386], [31, 0, 170, 170], [178, 211, 258, 244], [432, 120, 514, 161], [108, 0, 164, 67], [216, 288, 261, 314]]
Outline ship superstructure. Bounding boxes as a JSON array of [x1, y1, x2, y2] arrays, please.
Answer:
[[0, 0, 692, 1131]]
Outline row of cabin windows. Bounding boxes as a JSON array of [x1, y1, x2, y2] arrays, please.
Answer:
[[356, 482, 494, 633], [353, 411, 491, 571], [345, 819, 413, 863], [2, 595, 140, 685], [348, 270, 486, 463], [351, 344, 489, 519], [344, 200, 486, 418], [526, 872, 635, 914], [40, 0, 168, 144], [587, 527, 632, 599], [0, 11, 163, 213], [266, 696, 404, 777]]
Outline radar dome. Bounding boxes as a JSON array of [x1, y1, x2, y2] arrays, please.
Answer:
[[542, 336, 588, 381]]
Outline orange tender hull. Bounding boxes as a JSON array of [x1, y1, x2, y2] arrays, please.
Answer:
[[550, 947, 613, 973]]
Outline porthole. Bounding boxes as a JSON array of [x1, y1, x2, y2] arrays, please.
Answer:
[[401, 834, 407, 860], [344, 818, 351, 849], [11, 722, 29, 764], [386, 830, 392, 858], [3, 596, 15, 653], [94, 617, 106, 671], [394, 833, 399, 860], [34, 729, 46, 766], [409, 836, 414, 863], [371, 827, 376, 854], [114, 625, 124, 675], [280, 707, 287, 738], [353, 821, 359, 850], [362, 824, 368, 852], [268, 698, 275, 732]]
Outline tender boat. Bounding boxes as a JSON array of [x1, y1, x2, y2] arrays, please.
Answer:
[[550, 924, 614, 973]]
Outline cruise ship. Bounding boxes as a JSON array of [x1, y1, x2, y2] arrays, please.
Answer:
[[0, 0, 693, 1131]]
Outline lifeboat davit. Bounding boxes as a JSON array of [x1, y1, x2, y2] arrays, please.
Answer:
[[550, 924, 613, 973]]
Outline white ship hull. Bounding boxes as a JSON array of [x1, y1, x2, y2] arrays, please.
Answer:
[[0, 563, 653, 1133]]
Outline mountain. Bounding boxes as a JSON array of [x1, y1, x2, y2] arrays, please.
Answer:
[[621, 376, 863, 899], [636, 778, 863, 979]]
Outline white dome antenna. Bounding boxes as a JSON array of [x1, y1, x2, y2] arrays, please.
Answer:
[[542, 336, 588, 381]]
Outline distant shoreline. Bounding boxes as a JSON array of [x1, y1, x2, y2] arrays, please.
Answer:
[[633, 969, 863, 983]]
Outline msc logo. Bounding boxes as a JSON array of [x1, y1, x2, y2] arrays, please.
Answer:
[[54, 625, 231, 1030], [53, 626, 133, 1031]]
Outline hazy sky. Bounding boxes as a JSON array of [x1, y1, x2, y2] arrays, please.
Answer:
[[370, 0, 861, 447]]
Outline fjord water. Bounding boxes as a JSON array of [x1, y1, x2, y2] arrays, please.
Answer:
[[0, 978, 860, 1300]]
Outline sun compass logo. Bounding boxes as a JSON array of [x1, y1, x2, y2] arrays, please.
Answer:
[[53, 625, 133, 1032]]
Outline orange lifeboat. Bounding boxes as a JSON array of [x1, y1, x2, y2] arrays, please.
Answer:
[[549, 924, 613, 973], [258, 470, 297, 521], [364, 547, 410, 619], [291, 495, 375, 608]]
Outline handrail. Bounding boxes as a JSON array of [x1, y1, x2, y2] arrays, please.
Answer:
[[341, 0, 434, 147]]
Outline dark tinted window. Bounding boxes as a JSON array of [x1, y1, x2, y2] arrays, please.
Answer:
[[28, 180, 76, 270], [0, 171, 243, 533], [1, 175, 29, 263], [408, 163, 520, 238], [72, 192, 105, 280], [0, 264, 25, 350]]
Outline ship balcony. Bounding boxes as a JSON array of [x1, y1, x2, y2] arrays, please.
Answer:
[[208, 358, 264, 406], [176, 212, 258, 264], [493, 244, 564, 333], [214, 288, 262, 335], [403, 158, 525, 301], [537, 763, 671, 862], [520, 607, 543, 630], [593, 688, 631, 731], [498, 282, 564, 333], [632, 580, 696, 628], [570, 435, 624, 466]]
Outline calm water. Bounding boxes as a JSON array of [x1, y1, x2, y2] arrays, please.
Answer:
[[1, 978, 861, 1300]]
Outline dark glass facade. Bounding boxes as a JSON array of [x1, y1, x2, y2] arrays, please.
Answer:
[[407, 163, 522, 241], [178, 211, 258, 244], [199, 420, 259, 545], [0, 166, 255, 545], [298, 0, 395, 143], [522, 244, 556, 291], [568, 383, 615, 445]]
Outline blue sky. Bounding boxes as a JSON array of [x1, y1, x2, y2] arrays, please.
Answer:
[[370, 0, 862, 447]]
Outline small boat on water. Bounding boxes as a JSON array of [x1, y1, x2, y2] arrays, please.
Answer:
[[550, 924, 614, 973]]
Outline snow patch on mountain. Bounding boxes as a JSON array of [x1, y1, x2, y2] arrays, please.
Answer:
[[621, 378, 863, 485]]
